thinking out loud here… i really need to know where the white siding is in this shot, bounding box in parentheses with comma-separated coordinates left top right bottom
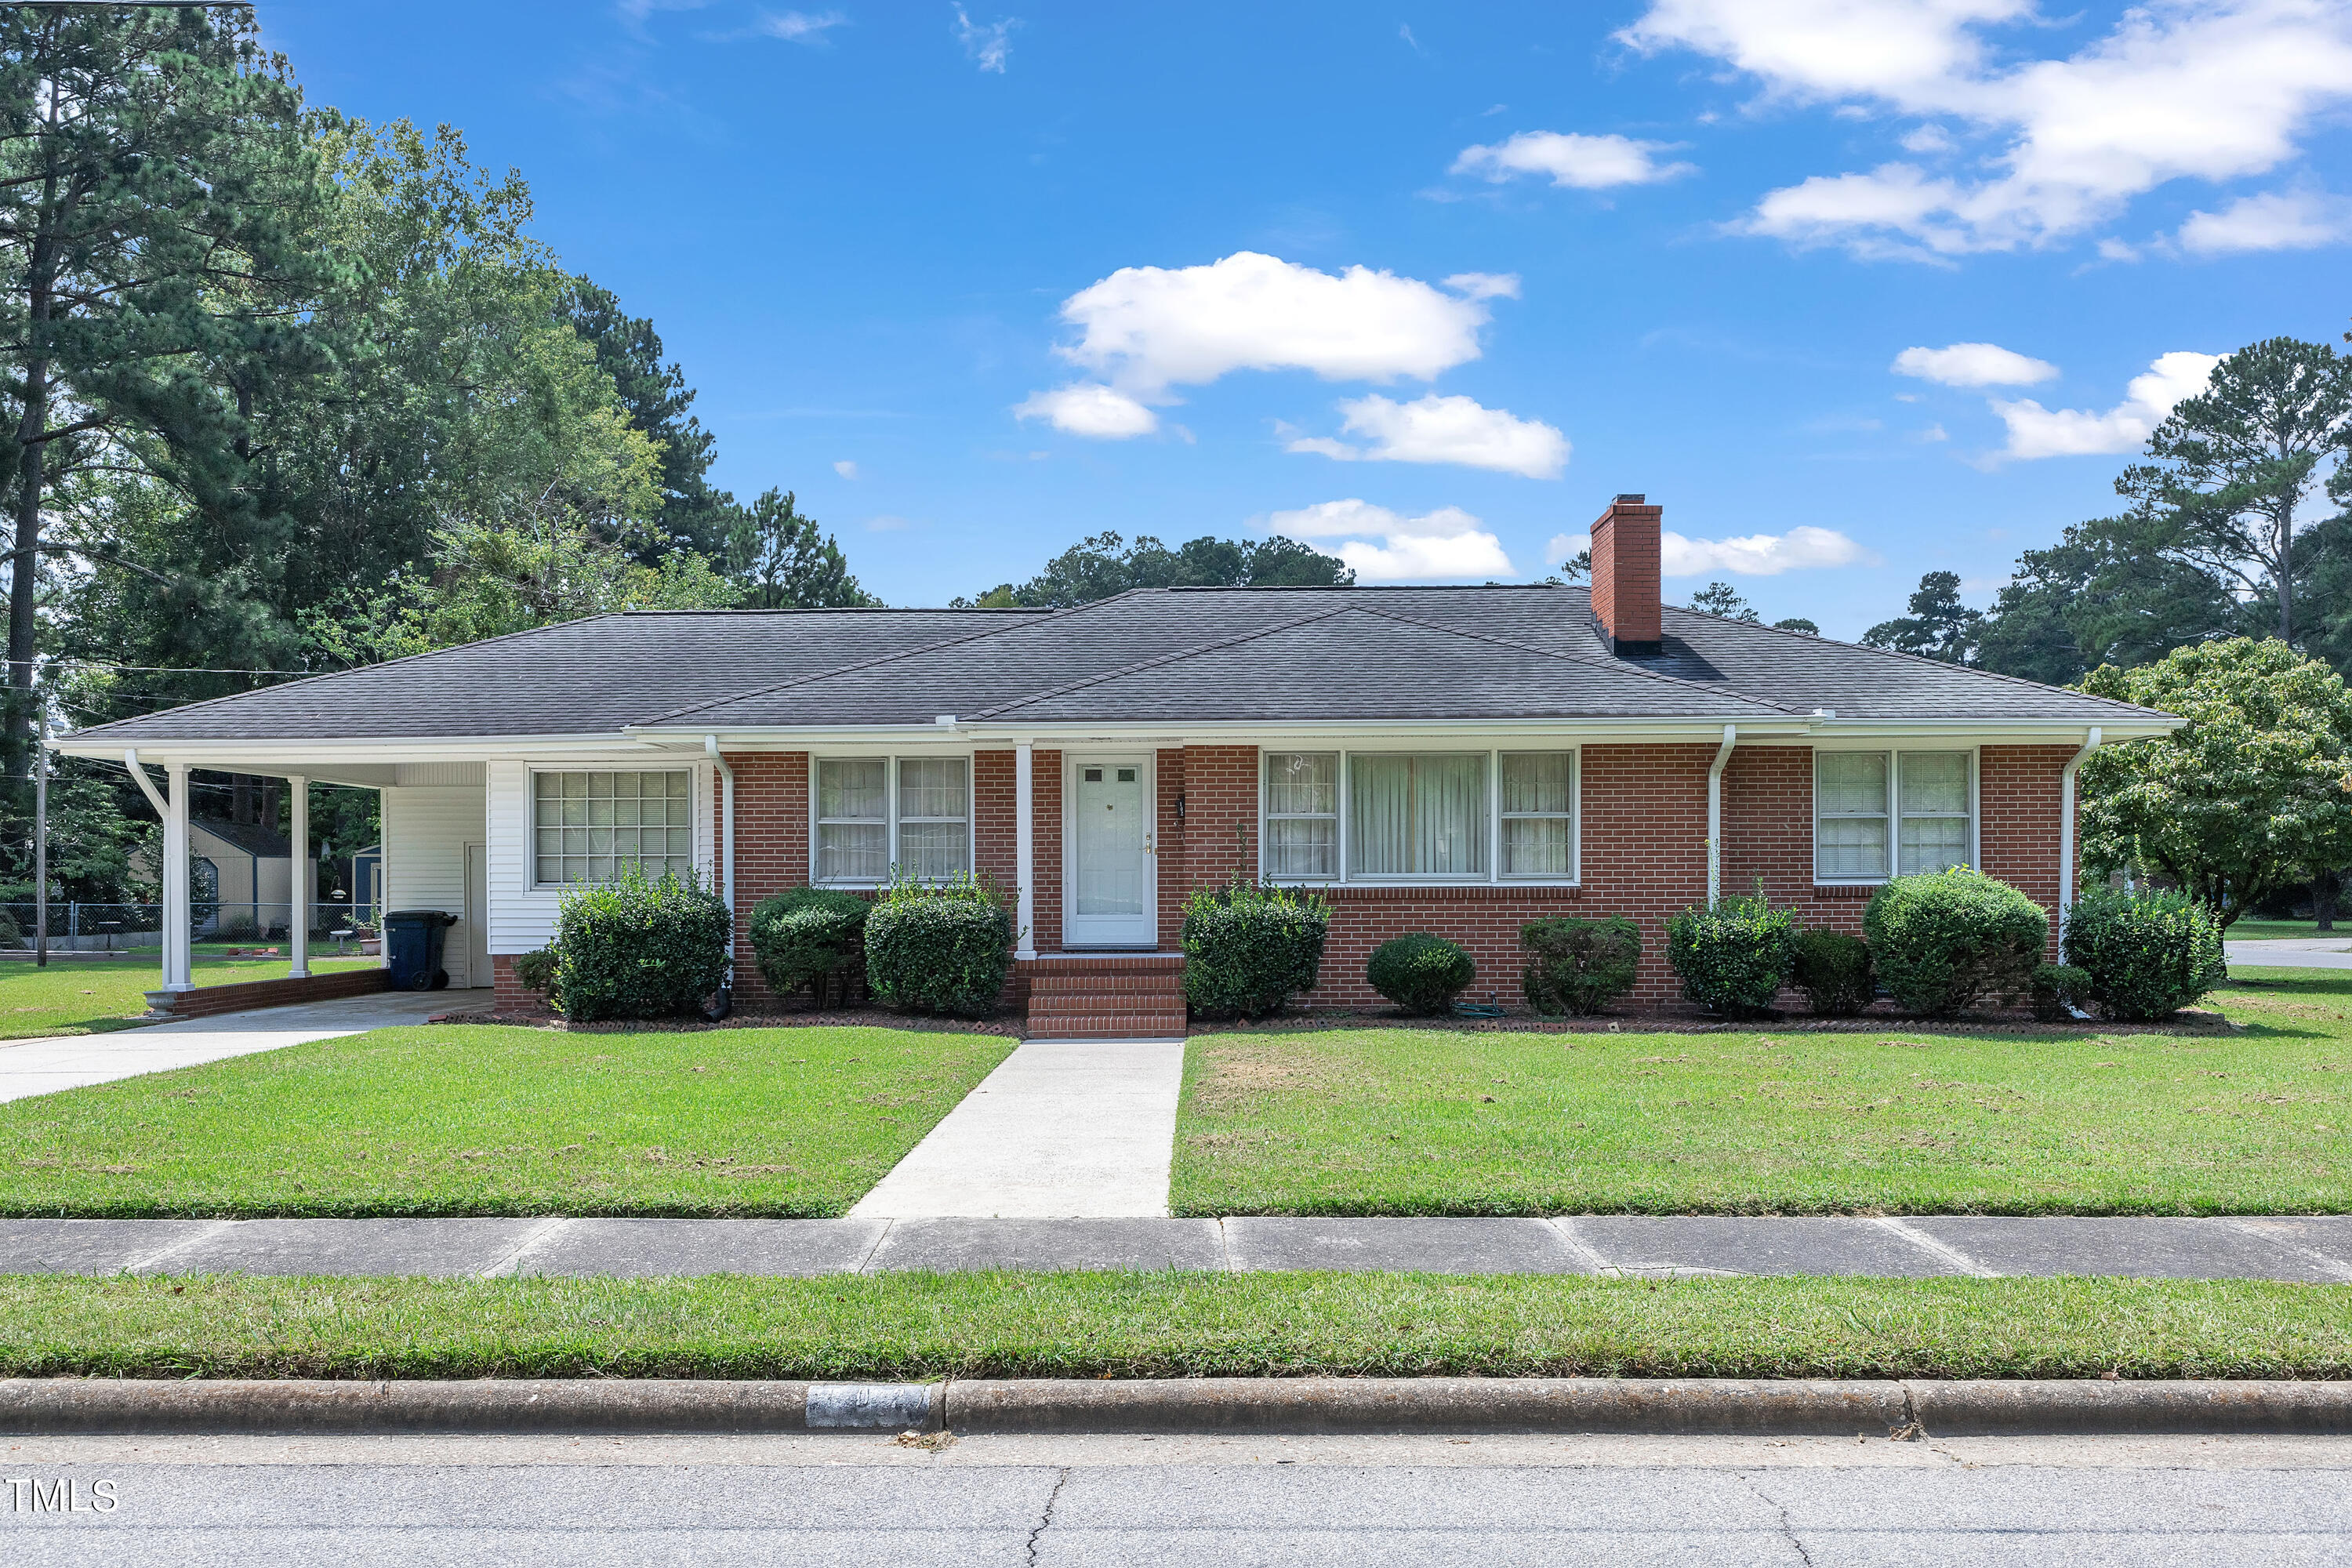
(382, 784, 487, 986)
(485, 757, 714, 956)
(394, 761, 486, 788)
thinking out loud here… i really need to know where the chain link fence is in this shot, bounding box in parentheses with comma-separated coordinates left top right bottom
(0, 901, 382, 951)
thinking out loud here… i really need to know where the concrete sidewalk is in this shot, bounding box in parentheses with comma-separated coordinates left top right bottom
(2228, 937, 2352, 970)
(849, 1038, 1188, 1218)
(0, 989, 463, 1104)
(7, 1213, 2351, 1281)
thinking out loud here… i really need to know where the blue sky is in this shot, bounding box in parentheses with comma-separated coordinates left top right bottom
(263, 1, 2352, 635)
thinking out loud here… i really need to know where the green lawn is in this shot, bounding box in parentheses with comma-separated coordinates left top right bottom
(0, 1272, 2343, 1381)
(0, 953, 381, 1040)
(1171, 969, 2352, 1218)
(2229, 920, 2346, 941)
(0, 1023, 1012, 1218)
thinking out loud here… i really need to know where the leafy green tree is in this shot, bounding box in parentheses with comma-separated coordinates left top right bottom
(1686, 582, 1759, 621)
(1972, 516, 2247, 684)
(722, 488, 879, 609)
(559, 274, 733, 562)
(1772, 616, 1820, 634)
(960, 531, 1353, 608)
(1864, 571, 1984, 662)
(0, 5, 329, 780)
(2076, 637, 2352, 927)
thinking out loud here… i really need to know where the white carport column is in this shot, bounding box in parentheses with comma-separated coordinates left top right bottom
(288, 775, 310, 978)
(162, 762, 193, 992)
(1015, 741, 1036, 960)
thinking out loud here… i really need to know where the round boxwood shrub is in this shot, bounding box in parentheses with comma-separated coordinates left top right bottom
(2060, 887, 2227, 1021)
(1519, 915, 1641, 1016)
(1367, 933, 1475, 1016)
(1181, 883, 1330, 1021)
(512, 945, 559, 1000)
(750, 887, 871, 1007)
(1666, 895, 1796, 1018)
(554, 866, 732, 1022)
(1792, 928, 1874, 1017)
(863, 872, 1014, 1018)
(2030, 962, 2092, 1023)
(1863, 868, 2048, 1017)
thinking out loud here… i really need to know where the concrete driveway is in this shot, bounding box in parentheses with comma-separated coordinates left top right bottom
(2227, 936, 2352, 970)
(0, 989, 470, 1104)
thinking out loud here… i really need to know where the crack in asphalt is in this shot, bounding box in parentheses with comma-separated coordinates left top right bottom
(1739, 1472, 1817, 1567)
(1025, 1466, 1069, 1566)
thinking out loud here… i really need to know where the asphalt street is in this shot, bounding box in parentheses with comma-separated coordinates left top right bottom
(3, 1431, 2350, 1565)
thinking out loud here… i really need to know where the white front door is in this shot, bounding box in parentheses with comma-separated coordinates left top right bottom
(1065, 756, 1155, 947)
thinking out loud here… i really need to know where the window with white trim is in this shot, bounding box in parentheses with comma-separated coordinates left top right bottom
(1813, 750, 1974, 882)
(812, 756, 971, 885)
(533, 769, 694, 886)
(1261, 750, 1578, 884)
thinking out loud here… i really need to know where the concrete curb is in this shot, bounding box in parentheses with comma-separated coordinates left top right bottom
(2, 1377, 2348, 1436)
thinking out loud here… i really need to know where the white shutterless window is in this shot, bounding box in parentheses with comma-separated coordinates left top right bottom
(1262, 752, 1339, 880)
(1813, 750, 1975, 883)
(1500, 752, 1577, 879)
(1348, 753, 1489, 879)
(532, 769, 694, 886)
(812, 756, 971, 885)
(1896, 751, 1973, 875)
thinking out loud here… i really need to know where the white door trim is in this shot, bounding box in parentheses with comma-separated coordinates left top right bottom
(462, 841, 490, 989)
(1060, 752, 1158, 949)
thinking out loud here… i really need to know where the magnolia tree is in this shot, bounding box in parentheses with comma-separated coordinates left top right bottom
(2077, 638, 2352, 927)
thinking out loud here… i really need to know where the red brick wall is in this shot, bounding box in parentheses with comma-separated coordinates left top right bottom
(717, 751, 810, 1009)
(158, 966, 389, 1020)
(1980, 744, 2073, 959)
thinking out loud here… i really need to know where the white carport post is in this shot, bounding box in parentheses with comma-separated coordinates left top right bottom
(1015, 741, 1036, 960)
(125, 750, 194, 993)
(289, 775, 310, 978)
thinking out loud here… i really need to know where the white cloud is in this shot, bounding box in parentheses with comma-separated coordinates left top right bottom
(1659, 525, 1871, 576)
(2176, 189, 2352, 254)
(1013, 383, 1159, 438)
(1621, 0, 2352, 257)
(866, 514, 912, 532)
(1450, 130, 1697, 190)
(951, 3, 1018, 71)
(759, 9, 846, 42)
(1990, 350, 2220, 459)
(833, 459, 859, 479)
(1544, 532, 1592, 567)
(1267, 499, 1515, 583)
(1900, 123, 1957, 154)
(1891, 341, 2059, 387)
(1442, 271, 1522, 300)
(1047, 252, 1498, 397)
(1285, 394, 1570, 479)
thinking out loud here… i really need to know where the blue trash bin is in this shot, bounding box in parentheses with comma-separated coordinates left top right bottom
(383, 910, 459, 991)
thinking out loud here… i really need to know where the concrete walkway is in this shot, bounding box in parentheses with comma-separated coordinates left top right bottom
(7, 1214, 2351, 1281)
(849, 1038, 1188, 1219)
(2228, 937, 2352, 970)
(0, 989, 464, 1104)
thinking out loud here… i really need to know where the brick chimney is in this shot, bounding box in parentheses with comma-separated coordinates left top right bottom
(1588, 492, 1663, 655)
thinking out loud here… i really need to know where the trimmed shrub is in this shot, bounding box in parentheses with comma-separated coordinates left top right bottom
(1367, 933, 1476, 1016)
(750, 887, 871, 1007)
(2030, 963, 2092, 1023)
(1863, 868, 2049, 1017)
(1666, 895, 1796, 1018)
(1519, 915, 1641, 1016)
(1181, 883, 1330, 1021)
(512, 946, 558, 998)
(1792, 928, 1875, 1017)
(212, 913, 261, 942)
(554, 867, 732, 1022)
(2061, 887, 2227, 1022)
(863, 872, 1014, 1018)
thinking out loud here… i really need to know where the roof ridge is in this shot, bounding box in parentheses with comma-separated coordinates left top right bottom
(1352, 603, 1803, 716)
(970, 604, 1365, 720)
(633, 586, 1177, 727)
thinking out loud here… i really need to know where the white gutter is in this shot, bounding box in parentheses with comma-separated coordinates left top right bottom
(703, 735, 737, 971)
(2058, 725, 2102, 923)
(1707, 724, 1737, 908)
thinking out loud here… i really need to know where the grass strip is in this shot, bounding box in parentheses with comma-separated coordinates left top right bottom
(1172, 971, 2352, 1217)
(0, 1025, 1014, 1218)
(0, 1272, 2346, 1382)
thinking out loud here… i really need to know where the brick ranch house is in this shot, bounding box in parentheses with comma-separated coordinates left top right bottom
(60, 495, 2177, 1035)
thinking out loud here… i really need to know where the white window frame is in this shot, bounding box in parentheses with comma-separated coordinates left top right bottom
(528, 767, 698, 890)
(808, 753, 975, 887)
(1811, 746, 1980, 885)
(1258, 746, 1581, 887)
(1261, 751, 1341, 883)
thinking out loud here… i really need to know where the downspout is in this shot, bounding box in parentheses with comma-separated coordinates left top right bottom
(703, 736, 737, 995)
(1707, 724, 1737, 909)
(2059, 726, 2102, 926)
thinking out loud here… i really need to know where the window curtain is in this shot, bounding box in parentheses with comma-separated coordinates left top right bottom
(1265, 753, 1337, 879)
(816, 758, 887, 883)
(1897, 751, 1969, 875)
(1349, 754, 1487, 877)
(1815, 752, 1889, 880)
(897, 758, 970, 880)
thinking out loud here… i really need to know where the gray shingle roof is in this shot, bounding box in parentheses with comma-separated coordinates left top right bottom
(67, 586, 2164, 743)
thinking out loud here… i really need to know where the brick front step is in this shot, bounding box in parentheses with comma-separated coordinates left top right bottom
(1018, 951, 1188, 1039)
(1028, 1012, 1189, 1040)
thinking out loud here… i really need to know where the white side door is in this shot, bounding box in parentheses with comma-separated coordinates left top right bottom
(463, 842, 491, 988)
(1064, 756, 1156, 947)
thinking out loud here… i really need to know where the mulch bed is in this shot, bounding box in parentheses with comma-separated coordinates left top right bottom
(1187, 1000, 2241, 1039)
(423, 1006, 1022, 1038)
